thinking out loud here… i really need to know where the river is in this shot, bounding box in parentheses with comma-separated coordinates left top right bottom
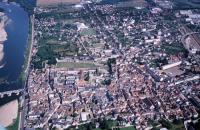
(0, 2, 29, 92)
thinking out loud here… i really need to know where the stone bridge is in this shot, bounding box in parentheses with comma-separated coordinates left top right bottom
(0, 89, 23, 98)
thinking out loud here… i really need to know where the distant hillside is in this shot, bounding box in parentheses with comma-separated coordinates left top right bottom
(37, 0, 81, 6)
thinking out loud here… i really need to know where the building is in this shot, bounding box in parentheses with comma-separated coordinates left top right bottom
(162, 61, 182, 70)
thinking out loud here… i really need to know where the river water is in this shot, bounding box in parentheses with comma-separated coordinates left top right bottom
(0, 2, 29, 92)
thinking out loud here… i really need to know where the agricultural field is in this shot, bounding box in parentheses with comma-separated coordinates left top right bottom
(37, 0, 81, 6)
(117, 0, 147, 8)
(80, 28, 96, 36)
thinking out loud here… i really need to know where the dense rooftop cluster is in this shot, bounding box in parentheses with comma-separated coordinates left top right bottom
(24, 0, 200, 130)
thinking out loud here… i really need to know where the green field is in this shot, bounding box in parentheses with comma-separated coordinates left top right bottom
(169, 123, 185, 130)
(57, 62, 97, 69)
(80, 28, 96, 36)
(161, 44, 186, 55)
(62, 19, 78, 25)
(96, 126, 136, 130)
(119, 126, 136, 130)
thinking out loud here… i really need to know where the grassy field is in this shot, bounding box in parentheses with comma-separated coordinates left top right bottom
(117, 0, 147, 8)
(46, 39, 60, 45)
(169, 123, 185, 130)
(57, 62, 96, 69)
(161, 44, 186, 55)
(95, 126, 136, 130)
(119, 126, 136, 130)
(80, 28, 96, 36)
(62, 19, 78, 25)
(37, 0, 81, 6)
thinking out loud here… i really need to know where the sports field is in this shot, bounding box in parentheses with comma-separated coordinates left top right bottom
(57, 62, 97, 69)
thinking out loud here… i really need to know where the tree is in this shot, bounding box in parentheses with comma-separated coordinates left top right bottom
(102, 78, 111, 86)
(159, 119, 172, 129)
(78, 124, 87, 130)
(84, 72, 90, 81)
(33, 44, 58, 69)
(99, 119, 116, 130)
(47, 56, 57, 65)
(107, 58, 116, 75)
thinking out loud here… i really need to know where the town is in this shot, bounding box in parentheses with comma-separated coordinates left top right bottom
(23, 0, 200, 130)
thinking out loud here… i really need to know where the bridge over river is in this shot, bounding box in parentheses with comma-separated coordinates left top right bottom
(0, 89, 23, 98)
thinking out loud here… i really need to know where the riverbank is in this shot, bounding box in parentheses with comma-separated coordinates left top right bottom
(18, 14, 34, 84)
(0, 1, 32, 130)
(0, 12, 8, 67)
(18, 14, 35, 130)
(0, 99, 18, 127)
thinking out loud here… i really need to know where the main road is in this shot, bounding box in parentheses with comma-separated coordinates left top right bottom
(18, 14, 35, 130)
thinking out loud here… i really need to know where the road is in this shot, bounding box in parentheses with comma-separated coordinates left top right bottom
(41, 105, 60, 128)
(18, 14, 35, 130)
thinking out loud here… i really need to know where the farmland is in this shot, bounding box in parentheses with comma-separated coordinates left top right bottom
(37, 0, 81, 6)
